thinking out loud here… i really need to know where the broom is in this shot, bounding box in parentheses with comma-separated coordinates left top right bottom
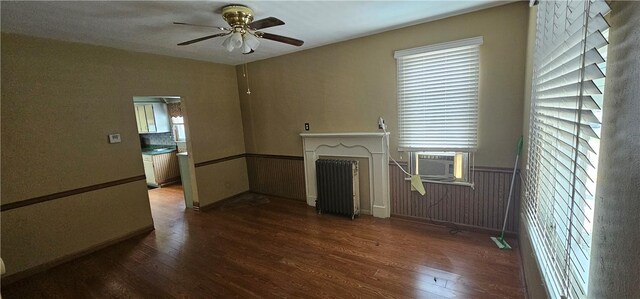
(491, 136, 523, 250)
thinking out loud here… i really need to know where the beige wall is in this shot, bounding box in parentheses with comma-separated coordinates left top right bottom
(1, 33, 248, 276)
(195, 158, 249, 208)
(520, 4, 537, 169)
(1, 181, 152, 277)
(238, 2, 529, 168)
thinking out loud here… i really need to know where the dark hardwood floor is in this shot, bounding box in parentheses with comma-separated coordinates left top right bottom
(1, 185, 526, 298)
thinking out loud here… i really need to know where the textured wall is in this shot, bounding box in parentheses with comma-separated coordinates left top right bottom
(195, 157, 250, 208)
(1, 33, 247, 277)
(237, 2, 529, 169)
(0, 182, 152, 278)
(588, 1, 640, 298)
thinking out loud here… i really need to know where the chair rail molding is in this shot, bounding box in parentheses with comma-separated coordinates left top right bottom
(300, 132, 390, 218)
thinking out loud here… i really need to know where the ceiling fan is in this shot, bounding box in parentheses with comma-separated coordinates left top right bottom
(174, 4, 304, 54)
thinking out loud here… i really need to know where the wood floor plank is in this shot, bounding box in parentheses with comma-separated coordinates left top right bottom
(1, 185, 526, 298)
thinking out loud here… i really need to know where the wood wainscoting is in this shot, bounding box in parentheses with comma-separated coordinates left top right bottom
(390, 162, 521, 234)
(245, 154, 306, 201)
(245, 154, 519, 234)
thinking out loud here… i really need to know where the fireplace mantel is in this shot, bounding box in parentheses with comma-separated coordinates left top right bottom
(300, 132, 390, 218)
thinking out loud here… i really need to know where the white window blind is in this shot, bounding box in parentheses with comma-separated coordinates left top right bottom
(524, 0, 610, 298)
(395, 37, 482, 152)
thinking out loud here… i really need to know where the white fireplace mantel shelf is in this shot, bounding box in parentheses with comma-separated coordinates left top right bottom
(300, 132, 390, 218)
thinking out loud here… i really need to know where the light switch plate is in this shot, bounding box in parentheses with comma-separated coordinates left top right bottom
(108, 133, 121, 144)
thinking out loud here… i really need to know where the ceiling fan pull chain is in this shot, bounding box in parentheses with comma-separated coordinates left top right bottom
(244, 63, 251, 95)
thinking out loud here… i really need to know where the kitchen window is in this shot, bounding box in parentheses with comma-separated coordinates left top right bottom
(394, 37, 482, 185)
(171, 116, 186, 142)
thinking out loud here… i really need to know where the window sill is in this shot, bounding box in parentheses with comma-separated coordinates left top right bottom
(403, 177, 474, 188)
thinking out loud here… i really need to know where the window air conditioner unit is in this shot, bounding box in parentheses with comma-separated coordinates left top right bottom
(416, 153, 455, 178)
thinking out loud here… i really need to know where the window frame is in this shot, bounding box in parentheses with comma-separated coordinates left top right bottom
(394, 37, 483, 186)
(522, 1, 610, 297)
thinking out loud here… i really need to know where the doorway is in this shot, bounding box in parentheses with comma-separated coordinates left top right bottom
(132, 96, 195, 210)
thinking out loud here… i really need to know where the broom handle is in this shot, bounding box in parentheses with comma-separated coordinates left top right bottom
(500, 136, 523, 238)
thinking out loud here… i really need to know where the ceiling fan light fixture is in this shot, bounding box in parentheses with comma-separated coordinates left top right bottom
(244, 33, 260, 50)
(242, 42, 252, 54)
(230, 31, 243, 49)
(222, 35, 234, 52)
(175, 4, 303, 53)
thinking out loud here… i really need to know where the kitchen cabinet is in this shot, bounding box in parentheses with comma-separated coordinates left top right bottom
(134, 103, 170, 133)
(142, 151, 180, 187)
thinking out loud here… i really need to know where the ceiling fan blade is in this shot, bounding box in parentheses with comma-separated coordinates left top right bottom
(173, 22, 228, 31)
(259, 32, 304, 47)
(177, 33, 230, 46)
(248, 17, 285, 30)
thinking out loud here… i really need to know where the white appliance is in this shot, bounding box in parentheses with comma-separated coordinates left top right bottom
(415, 152, 455, 178)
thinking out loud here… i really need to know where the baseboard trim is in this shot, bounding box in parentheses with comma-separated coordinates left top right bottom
(157, 177, 181, 188)
(0, 224, 155, 286)
(195, 190, 252, 212)
(391, 214, 517, 238)
(1, 175, 146, 212)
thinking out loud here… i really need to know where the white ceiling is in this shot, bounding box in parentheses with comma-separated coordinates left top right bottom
(1, 1, 507, 65)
